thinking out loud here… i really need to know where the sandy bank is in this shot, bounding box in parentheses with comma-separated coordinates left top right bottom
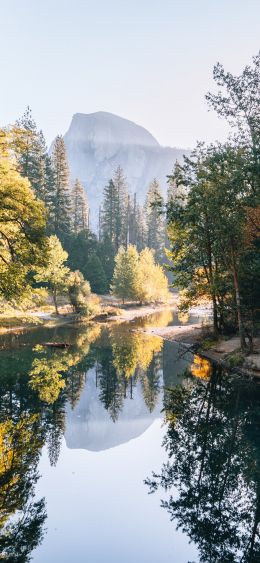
(143, 323, 204, 344)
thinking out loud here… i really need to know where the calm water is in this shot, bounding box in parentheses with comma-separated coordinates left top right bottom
(0, 310, 259, 562)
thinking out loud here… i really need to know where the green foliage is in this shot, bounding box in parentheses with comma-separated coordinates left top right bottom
(83, 254, 107, 294)
(66, 229, 109, 293)
(12, 107, 55, 210)
(51, 135, 71, 241)
(71, 178, 89, 233)
(144, 178, 165, 262)
(166, 53, 260, 349)
(225, 353, 244, 368)
(100, 166, 128, 251)
(111, 245, 140, 303)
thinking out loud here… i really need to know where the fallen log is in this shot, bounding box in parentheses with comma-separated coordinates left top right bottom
(42, 342, 70, 349)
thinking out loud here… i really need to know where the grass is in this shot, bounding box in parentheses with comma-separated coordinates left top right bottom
(0, 313, 43, 333)
(225, 353, 244, 368)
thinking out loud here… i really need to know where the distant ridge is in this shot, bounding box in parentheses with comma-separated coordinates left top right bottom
(56, 112, 188, 228)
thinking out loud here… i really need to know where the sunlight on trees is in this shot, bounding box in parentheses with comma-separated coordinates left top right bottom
(111, 245, 170, 304)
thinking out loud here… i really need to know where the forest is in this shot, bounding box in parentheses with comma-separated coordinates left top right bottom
(0, 52, 259, 352)
(0, 108, 169, 317)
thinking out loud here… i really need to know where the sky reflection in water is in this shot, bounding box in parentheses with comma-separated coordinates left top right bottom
(0, 310, 259, 562)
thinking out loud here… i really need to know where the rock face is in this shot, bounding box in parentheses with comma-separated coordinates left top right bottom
(64, 367, 163, 452)
(61, 111, 187, 228)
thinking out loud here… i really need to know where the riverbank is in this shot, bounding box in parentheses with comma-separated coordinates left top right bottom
(0, 294, 180, 334)
(0, 310, 78, 334)
(143, 322, 260, 378)
(0, 298, 178, 334)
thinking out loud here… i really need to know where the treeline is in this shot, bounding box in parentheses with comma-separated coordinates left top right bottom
(166, 52, 260, 350)
(0, 107, 169, 308)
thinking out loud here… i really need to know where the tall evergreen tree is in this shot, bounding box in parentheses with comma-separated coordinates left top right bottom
(113, 165, 129, 249)
(12, 108, 55, 213)
(135, 203, 147, 251)
(144, 179, 165, 262)
(51, 135, 72, 240)
(71, 178, 89, 233)
(101, 167, 129, 251)
(128, 193, 138, 246)
(101, 178, 117, 245)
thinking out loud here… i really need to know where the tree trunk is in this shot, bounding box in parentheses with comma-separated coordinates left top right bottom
(204, 216, 219, 336)
(212, 295, 219, 336)
(231, 248, 246, 350)
(53, 288, 59, 315)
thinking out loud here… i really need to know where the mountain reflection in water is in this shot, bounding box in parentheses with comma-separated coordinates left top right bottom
(0, 310, 259, 562)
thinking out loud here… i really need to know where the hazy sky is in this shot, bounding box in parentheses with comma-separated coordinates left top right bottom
(1, 0, 259, 148)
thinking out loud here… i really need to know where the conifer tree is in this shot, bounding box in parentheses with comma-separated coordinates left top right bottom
(12, 108, 56, 210)
(128, 193, 138, 246)
(135, 203, 147, 251)
(101, 179, 117, 244)
(51, 135, 72, 241)
(71, 178, 89, 233)
(144, 179, 165, 262)
(84, 254, 107, 294)
(113, 165, 129, 250)
(111, 245, 140, 303)
(101, 167, 129, 251)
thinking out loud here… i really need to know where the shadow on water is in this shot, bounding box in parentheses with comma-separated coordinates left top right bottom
(145, 359, 260, 563)
(0, 311, 259, 561)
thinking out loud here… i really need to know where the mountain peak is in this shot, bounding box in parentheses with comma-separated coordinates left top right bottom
(60, 111, 187, 229)
(67, 111, 160, 147)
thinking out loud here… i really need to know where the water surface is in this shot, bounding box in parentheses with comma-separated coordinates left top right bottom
(0, 311, 259, 562)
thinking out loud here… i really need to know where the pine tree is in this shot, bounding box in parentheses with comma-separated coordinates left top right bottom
(111, 245, 140, 303)
(84, 254, 107, 294)
(144, 179, 165, 262)
(167, 160, 186, 208)
(113, 165, 129, 250)
(135, 203, 147, 251)
(13, 108, 56, 212)
(101, 179, 117, 244)
(71, 178, 89, 233)
(101, 167, 129, 251)
(51, 135, 72, 241)
(128, 193, 137, 246)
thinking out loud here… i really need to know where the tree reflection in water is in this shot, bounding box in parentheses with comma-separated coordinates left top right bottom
(0, 325, 100, 561)
(145, 363, 260, 562)
(0, 321, 166, 560)
(94, 324, 163, 420)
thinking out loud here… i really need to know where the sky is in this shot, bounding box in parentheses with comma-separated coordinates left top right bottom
(0, 0, 259, 148)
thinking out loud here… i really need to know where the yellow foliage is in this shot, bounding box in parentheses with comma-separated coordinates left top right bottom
(110, 324, 162, 378)
(0, 414, 42, 527)
(191, 355, 212, 380)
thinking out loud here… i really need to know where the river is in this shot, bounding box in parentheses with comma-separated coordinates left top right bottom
(0, 310, 259, 562)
